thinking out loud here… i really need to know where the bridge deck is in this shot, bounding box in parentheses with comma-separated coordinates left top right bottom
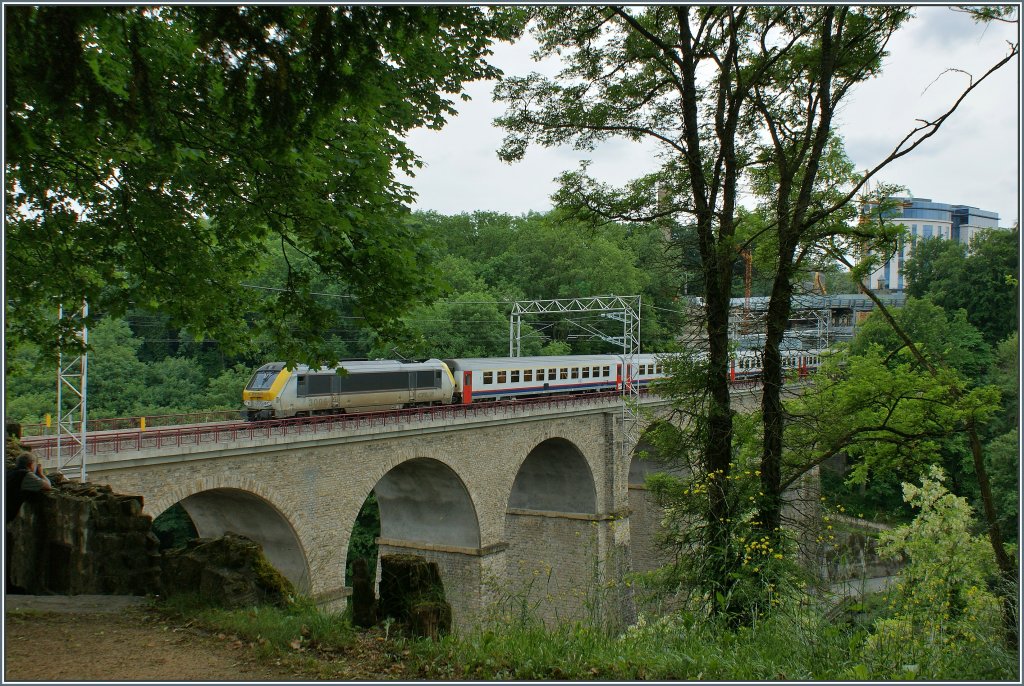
(26, 391, 679, 470)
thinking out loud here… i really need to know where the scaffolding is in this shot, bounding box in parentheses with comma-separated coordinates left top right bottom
(730, 295, 834, 352)
(508, 295, 642, 462)
(56, 302, 89, 481)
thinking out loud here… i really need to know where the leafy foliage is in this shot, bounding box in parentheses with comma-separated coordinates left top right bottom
(859, 467, 1011, 679)
(903, 227, 1020, 345)
(5, 5, 524, 366)
(346, 493, 381, 580)
(152, 503, 199, 550)
(4, 317, 252, 423)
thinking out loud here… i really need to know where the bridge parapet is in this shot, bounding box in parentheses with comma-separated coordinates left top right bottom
(27, 392, 671, 471)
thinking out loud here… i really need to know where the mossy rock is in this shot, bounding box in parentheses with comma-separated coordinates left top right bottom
(160, 532, 294, 608)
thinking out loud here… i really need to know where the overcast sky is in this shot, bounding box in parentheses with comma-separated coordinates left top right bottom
(402, 6, 1020, 226)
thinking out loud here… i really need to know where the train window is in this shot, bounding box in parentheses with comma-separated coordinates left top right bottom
(548, 369, 557, 381)
(246, 369, 279, 391)
(308, 374, 332, 395)
(483, 371, 493, 385)
(511, 370, 520, 383)
(560, 368, 568, 380)
(536, 369, 545, 381)
(523, 370, 533, 382)
(582, 367, 590, 379)
(334, 371, 410, 393)
(497, 370, 507, 384)
(297, 375, 307, 395)
(591, 366, 599, 377)
(416, 370, 440, 388)
(603, 366, 610, 376)
(570, 367, 579, 379)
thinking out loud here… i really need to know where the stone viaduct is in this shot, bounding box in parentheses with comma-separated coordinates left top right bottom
(41, 389, 769, 629)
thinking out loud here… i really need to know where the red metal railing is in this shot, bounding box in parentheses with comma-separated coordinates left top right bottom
(21, 391, 634, 460)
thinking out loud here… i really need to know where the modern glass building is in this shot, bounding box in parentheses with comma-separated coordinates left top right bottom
(867, 197, 1002, 291)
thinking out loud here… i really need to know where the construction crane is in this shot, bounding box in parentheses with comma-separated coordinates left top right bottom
(813, 271, 827, 295)
(740, 248, 752, 313)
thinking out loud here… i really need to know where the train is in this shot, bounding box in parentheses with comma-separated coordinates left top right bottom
(242, 349, 824, 421)
(729, 348, 824, 381)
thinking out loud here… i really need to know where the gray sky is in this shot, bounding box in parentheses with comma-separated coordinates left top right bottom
(402, 6, 1020, 226)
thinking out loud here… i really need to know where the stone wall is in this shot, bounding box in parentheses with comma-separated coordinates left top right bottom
(7, 481, 162, 595)
(627, 485, 673, 574)
(504, 511, 605, 626)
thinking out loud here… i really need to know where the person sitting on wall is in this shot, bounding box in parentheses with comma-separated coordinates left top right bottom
(6, 452, 52, 523)
(6, 452, 52, 593)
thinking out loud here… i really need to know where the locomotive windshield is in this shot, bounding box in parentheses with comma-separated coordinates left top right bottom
(246, 365, 283, 391)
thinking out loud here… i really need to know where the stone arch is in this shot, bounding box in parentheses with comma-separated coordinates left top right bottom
(147, 477, 311, 593)
(373, 457, 481, 549)
(508, 437, 596, 514)
(629, 420, 688, 486)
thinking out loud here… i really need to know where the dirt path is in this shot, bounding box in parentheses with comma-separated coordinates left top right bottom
(3, 596, 413, 682)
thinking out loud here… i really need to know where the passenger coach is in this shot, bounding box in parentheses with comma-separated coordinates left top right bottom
(444, 354, 666, 403)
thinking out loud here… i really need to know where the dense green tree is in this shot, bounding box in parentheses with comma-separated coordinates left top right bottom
(201, 365, 254, 413)
(5, 5, 523, 365)
(4, 316, 255, 424)
(972, 430, 1020, 544)
(486, 214, 648, 300)
(786, 348, 1000, 496)
(143, 356, 208, 414)
(902, 236, 967, 299)
(903, 228, 1019, 345)
(371, 292, 519, 360)
(851, 297, 993, 381)
(818, 263, 1018, 642)
(85, 319, 150, 417)
(986, 332, 1019, 436)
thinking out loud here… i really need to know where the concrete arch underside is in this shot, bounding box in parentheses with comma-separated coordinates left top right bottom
(176, 487, 311, 594)
(373, 457, 481, 549)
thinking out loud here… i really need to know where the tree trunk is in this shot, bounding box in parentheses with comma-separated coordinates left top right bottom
(759, 258, 796, 537)
(704, 274, 736, 616)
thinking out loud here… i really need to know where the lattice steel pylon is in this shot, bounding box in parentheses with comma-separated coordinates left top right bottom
(509, 295, 642, 462)
(56, 302, 89, 481)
